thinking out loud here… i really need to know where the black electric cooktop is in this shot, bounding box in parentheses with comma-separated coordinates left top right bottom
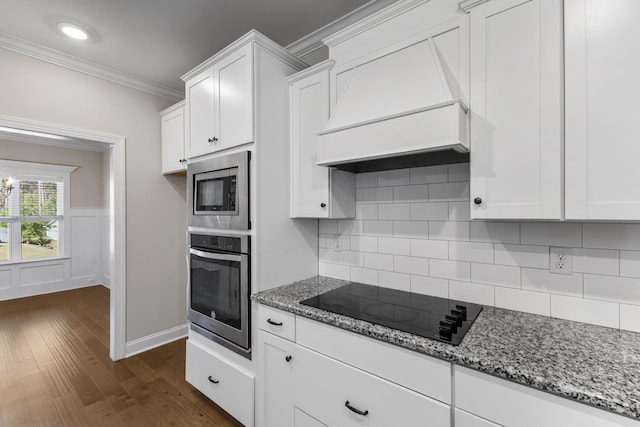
(300, 282, 483, 345)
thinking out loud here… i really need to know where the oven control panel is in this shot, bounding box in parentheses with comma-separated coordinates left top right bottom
(191, 233, 243, 253)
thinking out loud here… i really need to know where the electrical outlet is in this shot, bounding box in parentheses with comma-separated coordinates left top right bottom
(550, 247, 572, 275)
(334, 237, 343, 252)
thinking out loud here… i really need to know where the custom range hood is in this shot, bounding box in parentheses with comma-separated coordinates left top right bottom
(317, 37, 469, 173)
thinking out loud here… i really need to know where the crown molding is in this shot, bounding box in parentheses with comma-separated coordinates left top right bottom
(458, 0, 490, 12)
(0, 32, 184, 101)
(287, 59, 336, 83)
(285, 0, 399, 57)
(181, 29, 308, 81)
(322, 0, 429, 47)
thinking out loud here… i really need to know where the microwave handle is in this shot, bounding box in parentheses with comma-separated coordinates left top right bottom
(189, 248, 242, 262)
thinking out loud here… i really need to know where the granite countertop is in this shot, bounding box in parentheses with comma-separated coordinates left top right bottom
(252, 276, 640, 421)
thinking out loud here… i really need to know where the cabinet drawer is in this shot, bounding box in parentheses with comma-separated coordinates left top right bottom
(258, 305, 296, 341)
(296, 316, 451, 403)
(185, 340, 254, 427)
(294, 345, 450, 427)
(294, 408, 327, 427)
(455, 366, 637, 427)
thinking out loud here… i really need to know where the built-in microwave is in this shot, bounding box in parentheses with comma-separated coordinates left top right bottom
(188, 151, 250, 230)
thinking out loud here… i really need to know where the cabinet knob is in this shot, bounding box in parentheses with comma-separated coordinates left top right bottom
(207, 137, 219, 143)
(473, 197, 483, 205)
(320, 203, 327, 208)
(285, 355, 292, 362)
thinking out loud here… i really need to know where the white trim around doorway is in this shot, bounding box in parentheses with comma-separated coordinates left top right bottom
(0, 114, 127, 361)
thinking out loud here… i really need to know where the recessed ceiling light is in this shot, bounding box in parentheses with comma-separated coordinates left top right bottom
(58, 23, 90, 41)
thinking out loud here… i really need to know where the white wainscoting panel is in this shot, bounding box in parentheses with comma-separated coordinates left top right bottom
(0, 269, 10, 289)
(20, 262, 65, 286)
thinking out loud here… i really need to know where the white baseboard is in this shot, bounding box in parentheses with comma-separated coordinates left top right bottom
(125, 323, 189, 358)
(102, 274, 111, 288)
(0, 278, 100, 301)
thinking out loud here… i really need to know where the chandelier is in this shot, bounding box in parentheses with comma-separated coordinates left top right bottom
(0, 178, 13, 201)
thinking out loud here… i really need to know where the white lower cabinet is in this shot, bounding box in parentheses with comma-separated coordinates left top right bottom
(455, 366, 638, 427)
(293, 344, 450, 427)
(185, 339, 255, 427)
(258, 333, 296, 427)
(294, 408, 327, 427)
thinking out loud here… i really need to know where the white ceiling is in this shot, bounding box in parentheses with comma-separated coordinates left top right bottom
(0, 0, 395, 100)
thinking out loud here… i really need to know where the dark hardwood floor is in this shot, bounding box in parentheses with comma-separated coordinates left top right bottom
(0, 286, 243, 427)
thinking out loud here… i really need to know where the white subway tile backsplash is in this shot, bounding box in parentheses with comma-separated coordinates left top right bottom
(411, 239, 449, 259)
(337, 251, 363, 267)
(620, 251, 640, 278)
(363, 220, 394, 236)
(429, 259, 471, 281)
(356, 204, 378, 220)
(350, 236, 378, 253)
(363, 187, 394, 204)
(429, 221, 470, 241)
(364, 253, 394, 271)
(356, 172, 377, 188)
(449, 241, 494, 264)
(319, 248, 338, 263)
(448, 201, 471, 221)
(379, 271, 411, 291)
(319, 219, 338, 234)
(325, 263, 351, 281)
(495, 288, 550, 316)
(449, 280, 495, 306)
(429, 182, 470, 202)
(495, 244, 549, 269)
(378, 203, 411, 220)
(338, 219, 363, 236)
(471, 263, 521, 289)
(320, 167, 640, 331)
(411, 276, 449, 298)
(522, 268, 583, 297)
(573, 249, 619, 275)
(550, 295, 619, 329)
(378, 169, 410, 187)
(620, 304, 640, 333)
(394, 255, 429, 276)
(470, 222, 520, 244)
(378, 237, 411, 256)
(521, 223, 582, 247)
(584, 274, 640, 305)
(394, 221, 429, 239)
(448, 163, 470, 182)
(394, 184, 429, 202)
(583, 224, 640, 250)
(410, 165, 448, 184)
(411, 202, 449, 221)
(350, 267, 378, 285)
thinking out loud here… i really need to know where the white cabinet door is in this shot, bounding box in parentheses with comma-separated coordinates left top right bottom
(258, 332, 296, 427)
(161, 101, 185, 174)
(468, 0, 563, 220)
(565, 0, 640, 220)
(289, 63, 355, 219)
(215, 43, 254, 151)
(185, 70, 216, 158)
(293, 344, 450, 427)
(185, 44, 254, 159)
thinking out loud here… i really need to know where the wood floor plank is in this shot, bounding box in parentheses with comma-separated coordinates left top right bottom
(0, 286, 245, 427)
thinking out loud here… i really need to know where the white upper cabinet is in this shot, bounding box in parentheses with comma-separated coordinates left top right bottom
(160, 101, 186, 174)
(466, 0, 563, 220)
(565, 0, 640, 220)
(289, 61, 355, 219)
(185, 43, 254, 158)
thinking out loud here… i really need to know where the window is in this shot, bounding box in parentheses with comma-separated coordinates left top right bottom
(0, 160, 75, 263)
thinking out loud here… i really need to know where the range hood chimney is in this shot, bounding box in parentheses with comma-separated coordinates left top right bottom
(317, 36, 469, 172)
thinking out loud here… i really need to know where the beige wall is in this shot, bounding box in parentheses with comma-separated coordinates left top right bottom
(0, 47, 187, 343)
(0, 139, 105, 208)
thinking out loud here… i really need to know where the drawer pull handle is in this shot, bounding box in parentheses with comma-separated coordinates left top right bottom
(345, 401, 368, 416)
(207, 376, 219, 384)
(267, 318, 283, 326)
(285, 355, 292, 362)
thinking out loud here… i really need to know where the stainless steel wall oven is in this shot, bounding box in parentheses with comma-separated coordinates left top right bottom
(188, 151, 250, 230)
(188, 231, 251, 358)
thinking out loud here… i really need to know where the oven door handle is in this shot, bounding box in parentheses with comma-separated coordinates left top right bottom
(189, 248, 242, 262)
